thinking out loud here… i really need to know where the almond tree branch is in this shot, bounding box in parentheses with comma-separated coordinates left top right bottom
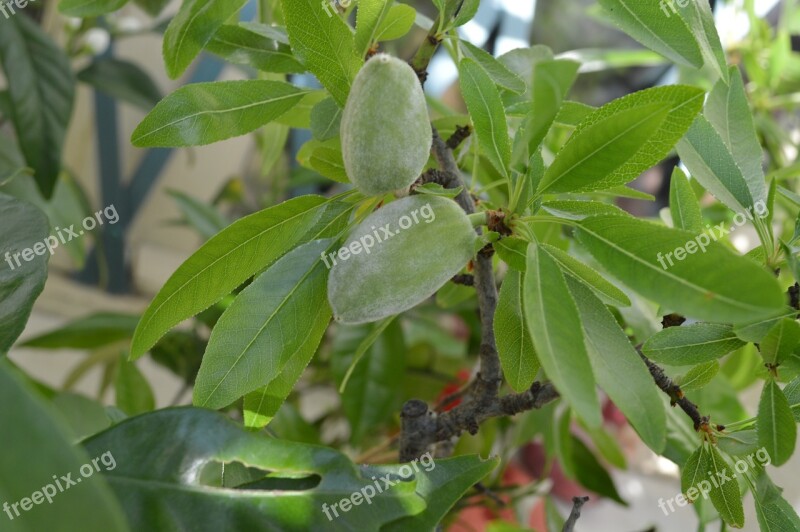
(562, 496, 589, 532)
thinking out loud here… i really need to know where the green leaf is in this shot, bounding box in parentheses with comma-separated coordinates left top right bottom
(355, 0, 393, 56)
(459, 40, 525, 94)
(375, 4, 417, 41)
(540, 86, 704, 194)
(570, 436, 626, 505)
(495, 269, 539, 392)
(168, 189, 229, 241)
(310, 97, 342, 141)
(451, 0, 480, 27)
(717, 430, 759, 456)
(459, 58, 511, 178)
(523, 244, 601, 427)
(541, 200, 630, 221)
(785, 376, 800, 422)
(0, 134, 28, 186)
(643, 323, 746, 366)
(382, 454, 498, 531)
(706, 445, 745, 528)
(677, 115, 760, 213)
(542, 243, 630, 307)
(21, 313, 140, 350)
(704, 67, 766, 207)
(0, 361, 129, 531)
(206, 24, 305, 74)
(539, 103, 668, 194)
(0, 194, 49, 353)
(332, 321, 405, 443)
(130, 196, 346, 360)
(131, 80, 308, 147)
(59, 0, 129, 17)
(733, 308, 798, 343)
(0, 15, 74, 198)
(194, 240, 332, 409)
(760, 318, 800, 366)
(566, 277, 666, 452)
(757, 379, 797, 467)
(677, 360, 719, 391)
(282, 0, 363, 106)
(162, 0, 248, 79)
(575, 215, 785, 323)
(681, 446, 707, 501)
(133, 0, 169, 16)
(115, 359, 155, 416)
(669, 167, 703, 232)
(83, 407, 499, 530)
(598, 0, 704, 70)
(310, 146, 349, 183)
(752, 471, 800, 531)
(519, 59, 579, 157)
(77, 58, 162, 112)
(676, 0, 728, 81)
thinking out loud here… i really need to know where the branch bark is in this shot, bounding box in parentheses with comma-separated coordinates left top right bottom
(562, 496, 589, 532)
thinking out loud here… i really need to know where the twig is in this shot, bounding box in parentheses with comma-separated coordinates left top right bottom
(451, 274, 474, 286)
(638, 348, 708, 431)
(563, 496, 589, 532)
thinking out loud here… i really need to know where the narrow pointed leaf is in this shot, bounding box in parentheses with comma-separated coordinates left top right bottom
(355, 0, 393, 56)
(495, 270, 539, 392)
(206, 24, 305, 74)
(162, 0, 248, 79)
(677, 115, 756, 213)
(706, 445, 745, 528)
(669, 167, 703, 232)
(132, 80, 308, 147)
(757, 379, 797, 467)
(677, 360, 719, 391)
(194, 240, 332, 409)
(0, 194, 49, 352)
(681, 446, 707, 501)
(704, 67, 766, 207)
(0, 15, 74, 198)
(541, 243, 630, 307)
(575, 215, 785, 323)
(541, 86, 704, 194)
(643, 323, 745, 366)
(59, 0, 130, 17)
(598, 0, 704, 69)
(566, 277, 665, 452)
(459, 58, 511, 178)
(282, 0, 363, 106)
(523, 244, 601, 427)
(131, 197, 348, 360)
(760, 318, 800, 366)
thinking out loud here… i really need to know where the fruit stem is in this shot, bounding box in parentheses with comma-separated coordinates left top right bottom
(468, 212, 487, 228)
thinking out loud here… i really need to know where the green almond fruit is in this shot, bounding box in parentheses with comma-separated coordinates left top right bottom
(341, 54, 432, 196)
(327, 195, 477, 323)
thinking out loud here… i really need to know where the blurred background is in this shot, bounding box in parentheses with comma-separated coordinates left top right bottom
(4, 0, 798, 530)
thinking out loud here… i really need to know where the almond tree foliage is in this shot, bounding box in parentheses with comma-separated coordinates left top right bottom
(2, 0, 800, 530)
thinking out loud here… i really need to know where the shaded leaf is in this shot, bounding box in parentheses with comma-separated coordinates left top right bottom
(669, 167, 703, 232)
(757, 379, 797, 467)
